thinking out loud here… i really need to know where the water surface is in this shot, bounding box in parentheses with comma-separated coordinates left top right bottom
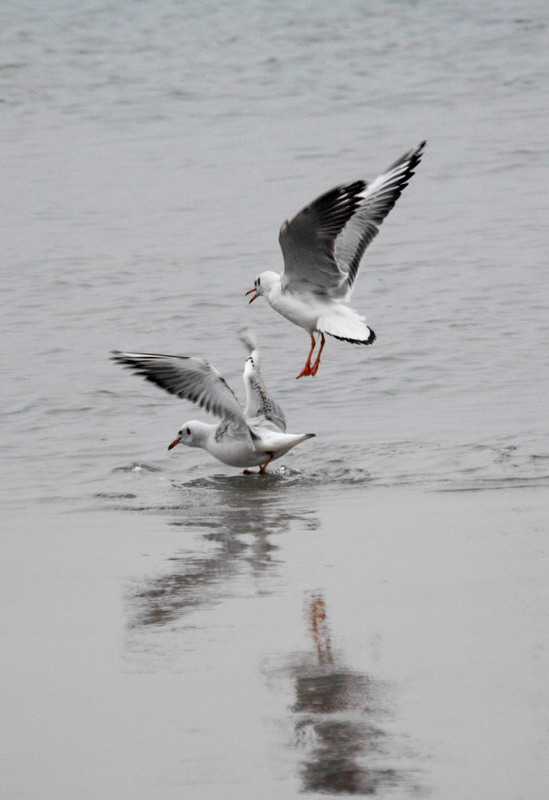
(1, 1, 548, 797)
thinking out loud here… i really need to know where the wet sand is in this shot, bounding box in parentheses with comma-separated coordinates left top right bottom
(2, 486, 547, 799)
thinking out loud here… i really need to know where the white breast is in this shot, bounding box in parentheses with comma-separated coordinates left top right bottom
(266, 283, 328, 333)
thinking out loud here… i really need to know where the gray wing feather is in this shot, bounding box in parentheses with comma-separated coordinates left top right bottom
(338, 141, 426, 294)
(238, 329, 287, 432)
(278, 180, 366, 294)
(279, 141, 426, 298)
(111, 351, 246, 426)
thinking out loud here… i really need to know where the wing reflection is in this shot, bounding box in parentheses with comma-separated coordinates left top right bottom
(286, 593, 411, 795)
(126, 475, 318, 629)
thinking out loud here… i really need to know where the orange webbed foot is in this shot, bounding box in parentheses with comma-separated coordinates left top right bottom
(296, 363, 313, 379)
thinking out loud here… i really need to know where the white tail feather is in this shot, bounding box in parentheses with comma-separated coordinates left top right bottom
(317, 307, 376, 344)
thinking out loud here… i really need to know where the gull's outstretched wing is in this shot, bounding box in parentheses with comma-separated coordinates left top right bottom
(111, 351, 247, 427)
(278, 141, 426, 298)
(238, 329, 287, 432)
(337, 141, 426, 296)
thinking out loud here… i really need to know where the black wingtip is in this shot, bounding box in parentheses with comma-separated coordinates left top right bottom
(416, 140, 427, 160)
(111, 351, 135, 368)
(408, 141, 426, 170)
(325, 328, 376, 345)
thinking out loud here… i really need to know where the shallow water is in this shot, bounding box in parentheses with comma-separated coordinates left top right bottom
(1, 0, 548, 797)
(3, 490, 548, 799)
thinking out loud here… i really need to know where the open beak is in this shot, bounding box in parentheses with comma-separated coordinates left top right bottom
(168, 437, 181, 451)
(246, 288, 258, 304)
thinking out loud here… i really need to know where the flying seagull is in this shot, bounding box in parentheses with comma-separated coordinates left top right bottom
(247, 141, 426, 377)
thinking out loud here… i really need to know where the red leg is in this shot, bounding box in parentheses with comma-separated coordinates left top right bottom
(259, 452, 275, 474)
(296, 334, 316, 379)
(244, 452, 274, 475)
(309, 332, 325, 376)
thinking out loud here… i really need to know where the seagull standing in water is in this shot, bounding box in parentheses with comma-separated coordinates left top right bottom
(111, 330, 315, 473)
(247, 142, 426, 378)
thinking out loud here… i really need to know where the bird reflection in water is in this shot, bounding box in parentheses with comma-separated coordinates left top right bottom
(288, 593, 411, 795)
(126, 475, 318, 630)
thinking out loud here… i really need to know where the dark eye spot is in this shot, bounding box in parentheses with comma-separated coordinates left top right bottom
(186, 427, 191, 435)
(257, 277, 261, 287)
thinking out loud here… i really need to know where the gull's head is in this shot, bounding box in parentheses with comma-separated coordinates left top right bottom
(246, 271, 279, 303)
(168, 421, 205, 451)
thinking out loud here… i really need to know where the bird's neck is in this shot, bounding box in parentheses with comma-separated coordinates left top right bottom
(264, 276, 283, 303)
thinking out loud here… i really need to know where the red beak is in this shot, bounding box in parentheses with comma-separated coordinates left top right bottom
(168, 437, 181, 451)
(246, 288, 258, 304)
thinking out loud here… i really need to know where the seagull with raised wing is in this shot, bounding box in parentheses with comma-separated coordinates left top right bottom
(247, 141, 426, 377)
(111, 330, 315, 473)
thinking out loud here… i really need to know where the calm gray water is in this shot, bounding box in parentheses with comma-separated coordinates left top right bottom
(1, 1, 548, 797)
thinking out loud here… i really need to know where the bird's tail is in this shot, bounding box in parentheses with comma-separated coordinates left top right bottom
(284, 432, 317, 455)
(317, 307, 376, 345)
(260, 431, 316, 455)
